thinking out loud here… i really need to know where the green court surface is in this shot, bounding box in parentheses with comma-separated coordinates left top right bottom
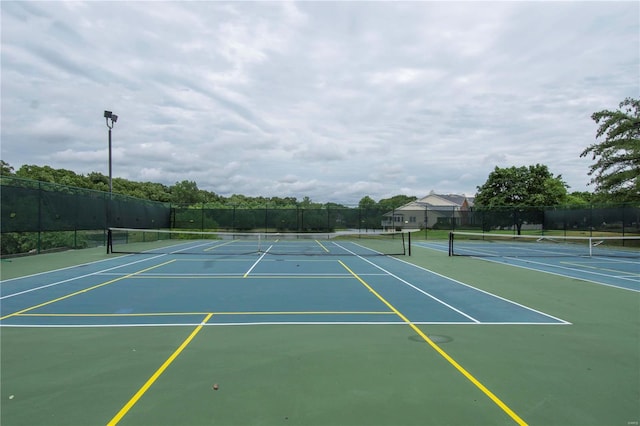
(1, 240, 638, 426)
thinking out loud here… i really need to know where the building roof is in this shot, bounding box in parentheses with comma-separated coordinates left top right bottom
(390, 193, 474, 212)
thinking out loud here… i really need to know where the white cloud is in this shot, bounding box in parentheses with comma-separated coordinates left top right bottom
(1, 1, 638, 204)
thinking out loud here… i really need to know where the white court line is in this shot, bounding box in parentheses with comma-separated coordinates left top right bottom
(0, 242, 572, 327)
(243, 246, 270, 277)
(1, 255, 122, 284)
(335, 243, 481, 323)
(482, 257, 640, 292)
(0, 320, 570, 328)
(349, 242, 571, 325)
(415, 241, 639, 291)
(0, 254, 168, 300)
(0, 239, 255, 298)
(94, 273, 391, 280)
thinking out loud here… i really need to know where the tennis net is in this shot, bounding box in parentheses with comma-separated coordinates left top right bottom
(448, 231, 640, 258)
(107, 228, 408, 256)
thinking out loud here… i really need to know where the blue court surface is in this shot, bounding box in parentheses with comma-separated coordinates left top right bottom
(1, 250, 569, 327)
(2, 241, 639, 426)
(415, 240, 640, 292)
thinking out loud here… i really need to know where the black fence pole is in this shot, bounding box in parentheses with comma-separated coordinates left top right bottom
(37, 181, 42, 254)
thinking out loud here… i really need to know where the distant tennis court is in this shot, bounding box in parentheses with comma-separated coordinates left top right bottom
(447, 231, 640, 258)
(1, 231, 638, 425)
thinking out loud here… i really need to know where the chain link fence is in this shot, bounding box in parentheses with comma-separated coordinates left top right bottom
(384, 205, 639, 236)
(2, 176, 637, 255)
(1, 177, 170, 255)
(170, 205, 389, 232)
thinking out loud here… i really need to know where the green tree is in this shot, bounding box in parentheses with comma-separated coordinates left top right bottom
(15, 165, 92, 189)
(581, 97, 640, 202)
(357, 196, 383, 230)
(475, 164, 568, 233)
(15, 164, 57, 182)
(170, 180, 202, 204)
(87, 172, 109, 190)
(358, 195, 377, 209)
(325, 202, 348, 209)
(566, 191, 593, 206)
(299, 196, 321, 208)
(377, 195, 417, 212)
(475, 164, 567, 207)
(198, 190, 217, 205)
(1, 160, 14, 176)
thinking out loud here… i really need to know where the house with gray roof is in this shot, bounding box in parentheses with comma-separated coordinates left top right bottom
(382, 192, 475, 230)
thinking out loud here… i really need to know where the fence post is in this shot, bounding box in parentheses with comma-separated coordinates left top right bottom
(424, 207, 428, 239)
(451, 206, 456, 231)
(200, 202, 205, 231)
(232, 205, 236, 231)
(37, 180, 42, 254)
(327, 207, 330, 232)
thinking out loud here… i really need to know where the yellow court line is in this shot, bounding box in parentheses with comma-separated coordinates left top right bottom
(127, 275, 353, 279)
(315, 240, 330, 252)
(203, 239, 238, 252)
(338, 260, 528, 426)
(19, 310, 395, 317)
(107, 313, 213, 425)
(20, 312, 207, 317)
(0, 260, 177, 321)
(212, 310, 395, 315)
(175, 258, 336, 262)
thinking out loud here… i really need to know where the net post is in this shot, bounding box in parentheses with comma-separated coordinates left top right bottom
(107, 228, 112, 254)
(448, 231, 454, 256)
(407, 231, 411, 256)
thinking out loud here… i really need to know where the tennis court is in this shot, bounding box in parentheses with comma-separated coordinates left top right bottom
(418, 231, 640, 292)
(1, 231, 638, 425)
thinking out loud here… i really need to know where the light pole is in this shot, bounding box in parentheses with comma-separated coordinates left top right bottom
(104, 110, 118, 194)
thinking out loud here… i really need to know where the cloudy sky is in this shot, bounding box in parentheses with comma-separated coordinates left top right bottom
(1, 1, 638, 204)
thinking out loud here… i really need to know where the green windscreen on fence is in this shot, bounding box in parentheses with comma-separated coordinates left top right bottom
(170, 206, 390, 232)
(2, 176, 638, 256)
(0, 177, 171, 255)
(1, 177, 170, 233)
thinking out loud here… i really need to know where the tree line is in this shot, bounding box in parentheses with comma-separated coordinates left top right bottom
(1, 97, 637, 210)
(0, 161, 417, 211)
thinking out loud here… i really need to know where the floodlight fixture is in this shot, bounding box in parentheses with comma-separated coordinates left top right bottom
(104, 110, 118, 196)
(104, 110, 117, 129)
